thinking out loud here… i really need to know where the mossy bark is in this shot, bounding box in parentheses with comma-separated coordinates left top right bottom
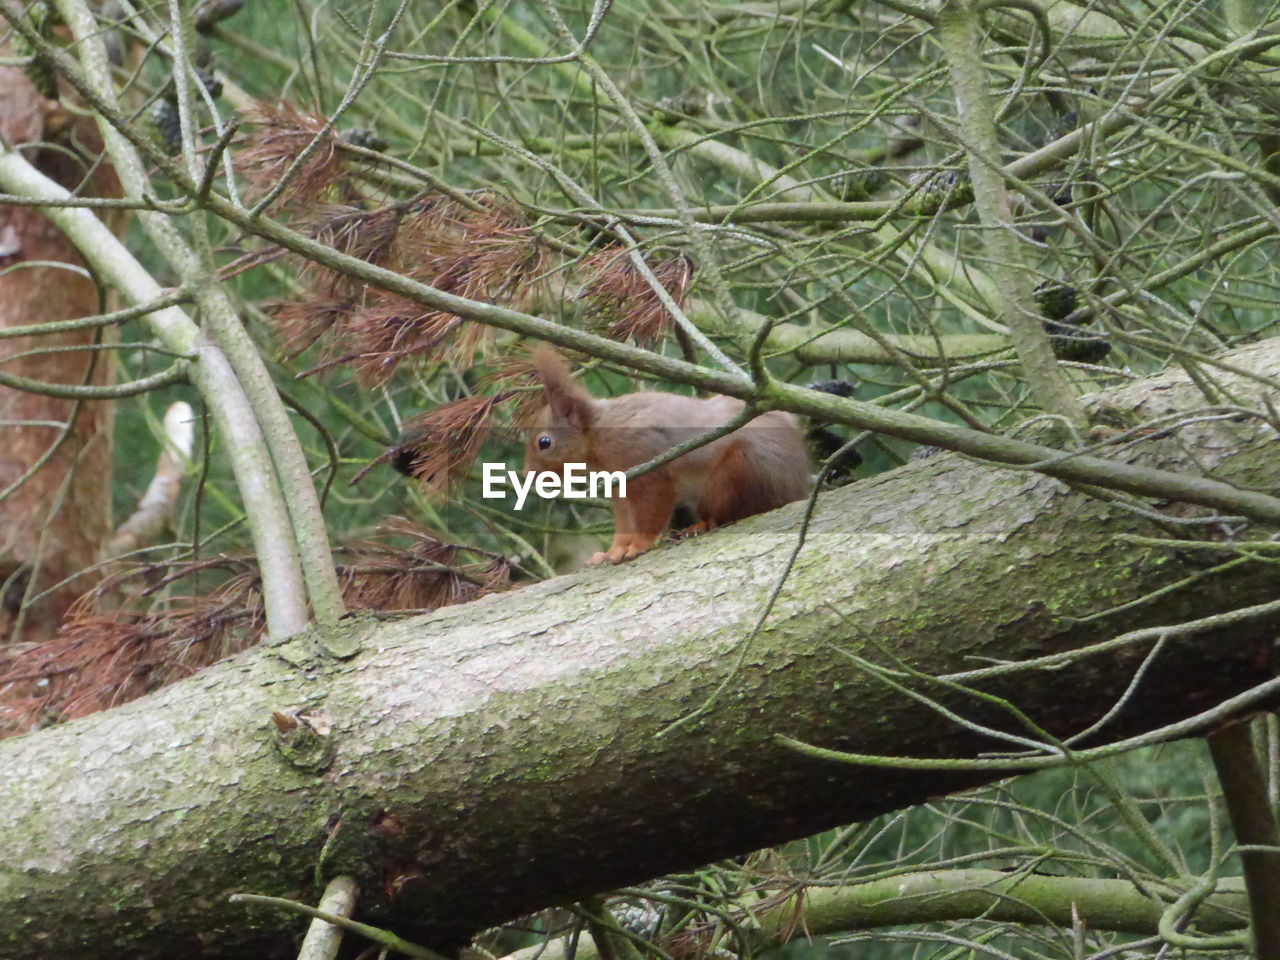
(3, 342, 1280, 959)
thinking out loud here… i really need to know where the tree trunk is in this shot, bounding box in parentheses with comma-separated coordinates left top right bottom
(0, 61, 118, 643)
(2, 340, 1280, 959)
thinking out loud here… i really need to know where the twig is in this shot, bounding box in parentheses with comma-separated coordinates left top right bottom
(230, 892, 447, 960)
(296, 876, 358, 960)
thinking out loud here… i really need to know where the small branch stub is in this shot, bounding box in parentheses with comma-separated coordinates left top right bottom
(270, 708, 335, 773)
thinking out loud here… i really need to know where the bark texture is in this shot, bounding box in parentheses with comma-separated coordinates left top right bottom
(3, 341, 1280, 959)
(0, 61, 118, 642)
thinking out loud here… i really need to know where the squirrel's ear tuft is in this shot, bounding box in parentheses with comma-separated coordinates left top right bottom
(533, 344, 594, 429)
(531, 344, 571, 389)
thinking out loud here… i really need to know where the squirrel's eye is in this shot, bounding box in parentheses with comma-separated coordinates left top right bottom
(537, 435, 553, 451)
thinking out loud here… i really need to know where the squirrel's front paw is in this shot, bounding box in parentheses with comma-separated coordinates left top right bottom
(587, 545, 648, 565)
(672, 520, 710, 540)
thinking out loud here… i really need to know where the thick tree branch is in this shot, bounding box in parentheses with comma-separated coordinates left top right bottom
(102, 401, 194, 561)
(1208, 721, 1280, 960)
(937, 0, 1086, 428)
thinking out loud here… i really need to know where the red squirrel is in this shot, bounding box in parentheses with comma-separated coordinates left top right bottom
(523, 347, 811, 565)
